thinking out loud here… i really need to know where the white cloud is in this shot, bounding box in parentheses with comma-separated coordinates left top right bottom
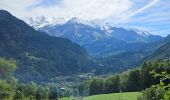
(0, 0, 41, 18)
(0, 0, 160, 22)
(0, 0, 170, 36)
(0, 0, 132, 21)
(128, 0, 159, 17)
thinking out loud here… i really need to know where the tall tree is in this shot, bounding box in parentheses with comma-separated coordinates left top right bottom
(126, 69, 142, 91)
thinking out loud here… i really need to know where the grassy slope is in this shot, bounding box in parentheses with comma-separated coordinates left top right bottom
(62, 92, 141, 100)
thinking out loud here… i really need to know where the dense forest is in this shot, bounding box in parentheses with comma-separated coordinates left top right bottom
(78, 59, 170, 100)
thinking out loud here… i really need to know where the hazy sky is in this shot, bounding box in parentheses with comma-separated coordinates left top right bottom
(0, 0, 170, 36)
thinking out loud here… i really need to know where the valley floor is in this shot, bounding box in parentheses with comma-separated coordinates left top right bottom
(62, 92, 141, 100)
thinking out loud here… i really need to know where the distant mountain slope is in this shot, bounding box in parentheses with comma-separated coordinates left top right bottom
(150, 42, 170, 59)
(108, 27, 162, 43)
(146, 36, 170, 60)
(0, 10, 93, 82)
(90, 40, 164, 74)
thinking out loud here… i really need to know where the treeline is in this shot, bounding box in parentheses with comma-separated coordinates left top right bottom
(78, 59, 170, 96)
(0, 80, 60, 100)
(0, 58, 62, 100)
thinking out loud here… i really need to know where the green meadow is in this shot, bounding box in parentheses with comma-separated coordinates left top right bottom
(62, 92, 141, 100)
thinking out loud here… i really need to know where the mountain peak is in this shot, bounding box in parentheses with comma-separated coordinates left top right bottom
(67, 17, 83, 24)
(66, 17, 98, 28)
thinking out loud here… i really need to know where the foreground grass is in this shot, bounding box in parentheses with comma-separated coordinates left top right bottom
(62, 92, 141, 100)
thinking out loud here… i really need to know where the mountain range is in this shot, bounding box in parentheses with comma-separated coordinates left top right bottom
(28, 17, 163, 58)
(1, 10, 170, 82)
(26, 16, 166, 74)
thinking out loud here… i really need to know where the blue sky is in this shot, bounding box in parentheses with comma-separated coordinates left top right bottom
(0, 0, 170, 36)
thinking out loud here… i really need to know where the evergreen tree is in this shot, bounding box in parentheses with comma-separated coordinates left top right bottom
(126, 69, 142, 91)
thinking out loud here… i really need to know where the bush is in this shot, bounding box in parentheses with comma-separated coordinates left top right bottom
(138, 71, 170, 100)
(138, 85, 166, 100)
(0, 80, 15, 100)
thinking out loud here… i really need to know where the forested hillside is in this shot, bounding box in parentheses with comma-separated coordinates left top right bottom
(0, 10, 93, 82)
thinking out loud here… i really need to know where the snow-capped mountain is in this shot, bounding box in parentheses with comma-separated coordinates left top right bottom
(35, 17, 163, 57)
(67, 17, 98, 27)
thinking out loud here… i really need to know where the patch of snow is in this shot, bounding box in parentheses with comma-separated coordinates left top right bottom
(24, 16, 70, 29)
(127, 28, 151, 37)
